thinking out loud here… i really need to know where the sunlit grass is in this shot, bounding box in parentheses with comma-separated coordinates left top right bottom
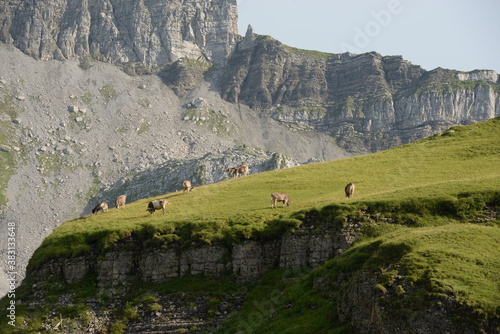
(29, 118, 500, 270)
(4, 117, 499, 334)
(218, 223, 500, 333)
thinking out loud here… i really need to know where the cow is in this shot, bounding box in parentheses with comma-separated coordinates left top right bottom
(226, 164, 250, 178)
(182, 180, 194, 194)
(271, 192, 291, 208)
(92, 202, 108, 214)
(115, 195, 126, 209)
(345, 183, 355, 198)
(226, 167, 238, 178)
(237, 164, 250, 177)
(147, 199, 170, 215)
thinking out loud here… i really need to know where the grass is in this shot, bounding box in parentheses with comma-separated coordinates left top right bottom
(27, 117, 500, 269)
(217, 223, 500, 333)
(381, 224, 500, 313)
(99, 84, 117, 100)
(5, 117, 499, 333)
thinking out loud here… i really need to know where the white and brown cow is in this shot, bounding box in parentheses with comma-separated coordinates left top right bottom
(146, 199, 170, 215)
(345, 183, 355, 198)
(182, 180, 194, 194)
(237, 164, 250, 177)
(115, 195, 126, 209)
(92, 202, 108, 214)
(271, 192, 291, 208)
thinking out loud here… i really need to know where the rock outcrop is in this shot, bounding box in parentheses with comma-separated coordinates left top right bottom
(0, 0, 238, 66)
(87, 146, 299, 212)
(219, 39, 500, 153)
(32, 218, 362, 288)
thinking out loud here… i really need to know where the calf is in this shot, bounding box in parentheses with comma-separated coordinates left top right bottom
(115, 195, 126, 209)
(92, 202, 108, 214)
(147, 199, 170, 215)
(345, 183, 355, 198)
(182, 180, 194, 194)
(271, 192, 291, 208)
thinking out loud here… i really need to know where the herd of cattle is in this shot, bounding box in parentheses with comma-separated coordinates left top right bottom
(91, 164, 356, 215)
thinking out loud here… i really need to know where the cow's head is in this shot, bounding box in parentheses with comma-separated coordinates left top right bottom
(146, 203, 154, 214)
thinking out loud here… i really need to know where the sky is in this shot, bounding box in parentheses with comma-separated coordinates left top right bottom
(236, 0, 500, 73)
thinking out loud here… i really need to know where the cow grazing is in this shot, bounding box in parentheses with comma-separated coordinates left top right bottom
(226, 164, 250, 178)
(92, 202, 108, 214)
(345, 183, 355, 198)
(271, 192, 291, 208)
(115, 195, 126, 209)
(147, 199, 170, 215)
(182, 180, 194, 194)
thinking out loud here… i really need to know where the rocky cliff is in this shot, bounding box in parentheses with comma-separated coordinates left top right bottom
(18, 212, 362, 333)
(0, 0, 238, 66)
(219, 36, 500, 152)
(33, 217, 361, 288)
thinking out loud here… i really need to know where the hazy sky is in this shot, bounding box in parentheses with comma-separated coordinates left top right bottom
(236, 0, 500, 73)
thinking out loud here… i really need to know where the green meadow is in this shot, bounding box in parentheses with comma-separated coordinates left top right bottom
(11, 117, 500, 333)
(31, 117, 500, 267)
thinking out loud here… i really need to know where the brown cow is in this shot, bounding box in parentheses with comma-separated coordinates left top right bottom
(182, 180, 194, 194)
(115, 195, 126, 209)
(226, 167, 238, 178)
(345, 183, 355, 198)
(147, 199, 170, 215)
(271, 192, 291, 208)
(226, 164, 250, 178)
(92, 202, 108, 214)
(237, 164, 250, 177)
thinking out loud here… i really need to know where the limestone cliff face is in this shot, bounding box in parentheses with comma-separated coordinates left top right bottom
(32, 220, 361, 287)
(0, 0, 238, 66)
(219, 38, 500, 153)
(1, 2, 499, 154)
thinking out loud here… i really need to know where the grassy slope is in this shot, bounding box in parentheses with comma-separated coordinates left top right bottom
(33, 117, 500, 264)
(219, 223, 500, 333)
(15, 117, 500, 332)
